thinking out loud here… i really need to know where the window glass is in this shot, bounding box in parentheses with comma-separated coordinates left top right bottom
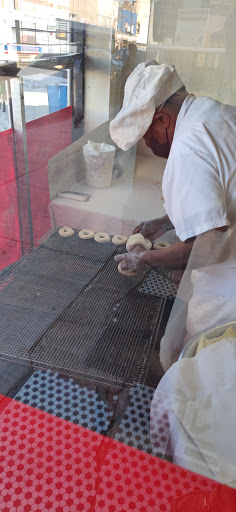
(0, 1, 236, 510)
(149, 0, 236, 105)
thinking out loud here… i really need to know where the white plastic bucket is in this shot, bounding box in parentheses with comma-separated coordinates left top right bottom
(83, 140, 116, 189)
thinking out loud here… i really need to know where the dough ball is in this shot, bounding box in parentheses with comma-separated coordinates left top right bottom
(58, 226, 75, 237)
(118, 261, 137, 276)
(94, 232, 110, 243)
(112, 235, 128, 245)
(79, 229, 95, 239)
(153, 241, 170, 250)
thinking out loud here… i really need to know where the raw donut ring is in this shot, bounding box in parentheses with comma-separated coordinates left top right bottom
(126, 233, 151, 252)
(58, 226, 75, 237)
(153, 241, 170, 250)
(79, 229, 95, 239)
(112, 235, 128, 245)
(94, 232, 110, 243)
(118, 262, 137, 276)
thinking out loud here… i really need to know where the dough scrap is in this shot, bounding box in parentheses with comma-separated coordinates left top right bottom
(145, 239, 152, 250)
(94, 232, 110, 243)
(196, 327, 236, 354)
(79, 229, 95, 239)
(153, 241, 170, 250)
(118, 262, 137, 276)
(112, 235, 128, 245)
(126, 233, 151, 251)
(58, 226, 75, 237)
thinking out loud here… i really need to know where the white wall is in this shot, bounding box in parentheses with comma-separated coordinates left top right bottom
(148, 0, 236, 106)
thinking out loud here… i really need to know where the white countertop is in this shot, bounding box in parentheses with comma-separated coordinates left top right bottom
(49, 153, 166, 236)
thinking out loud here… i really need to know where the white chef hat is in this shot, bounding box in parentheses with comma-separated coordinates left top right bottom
(110, 61, 184, 151)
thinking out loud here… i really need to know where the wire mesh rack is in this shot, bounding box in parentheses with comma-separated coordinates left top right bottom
(0, 229, 178, 389)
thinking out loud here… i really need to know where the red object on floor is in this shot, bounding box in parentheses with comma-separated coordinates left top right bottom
(26, 107, 72, 245)
(171, 487, 236, 511)
(0, 129, 21, 270)
(0, 394, 235, 512)
(0, 107, 72, 271)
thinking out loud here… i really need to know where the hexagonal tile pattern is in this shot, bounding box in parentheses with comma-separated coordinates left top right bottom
(114, 384, 155, 454)
(15, 371, 113, 435)
(138, 270, 179, 299)
(15, 372, 155, 455)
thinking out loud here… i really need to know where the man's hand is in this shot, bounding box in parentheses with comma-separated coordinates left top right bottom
(114, 245, 150, 274)
(132, 215, 174, 242)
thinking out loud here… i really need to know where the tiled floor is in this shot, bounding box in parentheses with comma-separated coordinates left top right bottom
(15, 372, 155, 454)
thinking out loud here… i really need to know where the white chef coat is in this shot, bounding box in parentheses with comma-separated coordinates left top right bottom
(159, 95, 236, 370)
(162, 94, 236, 241)
(152, 95, 236, 484)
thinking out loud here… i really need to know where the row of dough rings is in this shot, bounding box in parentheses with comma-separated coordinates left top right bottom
(79, 229, 95, 239)
(153, 241, 170, 250)
(59, 228, 151, 249)
(94, 232, 111, 243)
(59, 228, 127, 244)
(112, 235, 128, 245)
(118, 261, 137, 276)
(58, 226, 75, 237)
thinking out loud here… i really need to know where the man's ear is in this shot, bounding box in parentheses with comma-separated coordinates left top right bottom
(153, 111, 170, 128)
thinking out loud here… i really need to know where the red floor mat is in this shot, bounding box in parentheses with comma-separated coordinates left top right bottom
(0, 394, 234, 511)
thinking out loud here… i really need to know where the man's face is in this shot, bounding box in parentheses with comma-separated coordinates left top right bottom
(143, 120, 171, 159)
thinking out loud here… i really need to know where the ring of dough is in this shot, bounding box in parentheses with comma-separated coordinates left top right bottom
(94, 232, 110, 243)
(153, 241, 170, 250)
(118, 262, 137, 276)
(79, 229, 95, 239)
(112, 235, 128, 245)
(59, 226, 75, 237)
(126, 233, 151, 252)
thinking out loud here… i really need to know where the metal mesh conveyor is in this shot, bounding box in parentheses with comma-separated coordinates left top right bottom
(0, 229, 176, 388)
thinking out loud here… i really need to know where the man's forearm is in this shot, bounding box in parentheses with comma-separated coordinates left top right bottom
(141, 239, 195, 270)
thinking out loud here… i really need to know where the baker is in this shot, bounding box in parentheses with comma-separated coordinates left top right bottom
(110, 61, 236, 370)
